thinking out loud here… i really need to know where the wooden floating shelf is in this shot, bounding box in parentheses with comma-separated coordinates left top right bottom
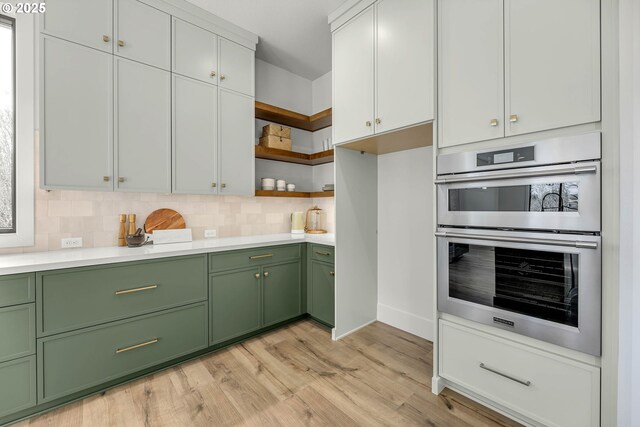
(255, 145, 334, 166)
(255, 102, 332, 132)
(255, 190, 334, 198)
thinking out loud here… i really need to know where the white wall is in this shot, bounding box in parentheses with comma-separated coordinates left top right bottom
(255, 59, 312, 115)
(377, 146, 434, 340)
(617, 0, 640, 424)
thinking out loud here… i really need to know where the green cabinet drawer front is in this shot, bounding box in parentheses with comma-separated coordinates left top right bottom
(263, 261, 302, 327)
(209, 244, 301, 273)
(0, 356, 36, 418)
(310, 244, 334, 263)
(0, 304, 35, 363)
(310, 261, 335, 326)
(38, 255, 207, 336)
(0, 273, 35, 308)
(209, 268, 261, 345)
(38, 303, 208, 403)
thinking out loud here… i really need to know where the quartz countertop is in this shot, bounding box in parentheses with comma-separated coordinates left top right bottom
(0, 233, 335, 276)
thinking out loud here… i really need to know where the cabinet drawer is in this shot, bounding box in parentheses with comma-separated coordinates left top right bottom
(38, 255, 207, 336)
(439, 320, 600, 427)
(38, 303, 208, 403)
(0, 304, 35, 363)
(0, 356, 36, 418)
(0, 273, 35, 308)
(310, 244, 334, 263)
(209, 245, 301, 272)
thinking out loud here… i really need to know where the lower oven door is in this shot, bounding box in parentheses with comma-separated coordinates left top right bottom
(436, 228, 601, 355)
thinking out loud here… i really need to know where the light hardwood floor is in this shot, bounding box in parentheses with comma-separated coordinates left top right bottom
(15, 320, 521, 427)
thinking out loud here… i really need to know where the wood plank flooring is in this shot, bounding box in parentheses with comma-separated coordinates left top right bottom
(15, 320, 522, 427)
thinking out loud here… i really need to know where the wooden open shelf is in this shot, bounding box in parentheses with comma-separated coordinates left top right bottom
(255, 190, 334, 198)
(255, 102, 332, 132)
(255, 145, 334, 166)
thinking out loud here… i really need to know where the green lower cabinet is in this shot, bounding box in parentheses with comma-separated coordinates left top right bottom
(309, 261, 335, 327)
(0, 273, 35, 308)
(0, 304, 36, 363)
(209, 268, 262, 345)
(38, 303, 208, 403)
(263, 261, 302, 327)
(0, 356, 36, 418)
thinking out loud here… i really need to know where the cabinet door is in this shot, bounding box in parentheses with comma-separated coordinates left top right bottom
(115, 58, 171, 193)
(41, 36, 113, 190)
(218, 89, 254, 196)
(505, 0, 600, 136)
(115, 0, 171, 70)
(376, 0, 434, 134)
(333, 7, 375, 145)
(438, 0, 504, 147)
(41, 0, 113, 52)
(173, 76, 218, 195)
(310, 261, 335, 326)
(209, 268, 261, 345)
(0, 356, 36, 418)
(172, 18, 218, 84)
(218, 38, 254, 96)
(263, 261, 302, 327)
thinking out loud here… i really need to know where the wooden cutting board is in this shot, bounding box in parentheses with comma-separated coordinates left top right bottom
(144, 209, 186, 233)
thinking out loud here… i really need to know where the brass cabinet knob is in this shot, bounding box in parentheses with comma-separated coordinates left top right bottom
(103, 176, 110, 182)
(118, 40, 125, 47)
(330, 271, 335, 277)
(220, 74, 226, 80)
(366, 121, 372, 127)
(118, 177, 125, 183)
(103, 35, 111, 43)
(210, 71, 216, 78)
(211, 182, 217, 188)
(263, 271, 269, 277)
(490, 119, 498, 127)
(375, 118, 381, 125)
(254, 273, 260, 279)
(221, 183, 227, 188)
(510, 114, 519, 123)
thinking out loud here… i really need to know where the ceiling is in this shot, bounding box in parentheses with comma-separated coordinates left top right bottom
(185, 0, 347, 80)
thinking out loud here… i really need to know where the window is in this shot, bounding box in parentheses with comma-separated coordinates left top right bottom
(0, 15, 15, 233)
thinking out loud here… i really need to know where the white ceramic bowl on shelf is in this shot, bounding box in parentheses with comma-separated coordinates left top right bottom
(261, 178, 275, 191)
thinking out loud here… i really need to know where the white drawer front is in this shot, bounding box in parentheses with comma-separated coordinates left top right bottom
(439, 320, 600, 427)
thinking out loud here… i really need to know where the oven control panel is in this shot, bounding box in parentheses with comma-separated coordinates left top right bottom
(477, 146, 535, 167)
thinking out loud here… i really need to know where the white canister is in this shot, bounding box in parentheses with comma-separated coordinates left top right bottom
(261, 178, 275, 191)
(276, 179, 286, 191)
(286, 183, 296, 192)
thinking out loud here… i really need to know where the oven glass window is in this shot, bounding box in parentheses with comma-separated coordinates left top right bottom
(448, 183, 579, 212)
(448, 243, 579, 327)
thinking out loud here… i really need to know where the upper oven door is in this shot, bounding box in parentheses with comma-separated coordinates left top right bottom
(436, 161, 601, 232)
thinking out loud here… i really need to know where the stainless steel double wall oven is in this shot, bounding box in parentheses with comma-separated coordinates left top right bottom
(436, 133, 602, 355)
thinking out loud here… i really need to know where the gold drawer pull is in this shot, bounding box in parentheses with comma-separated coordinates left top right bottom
(116, 338, 159, 354)
(249, 254, 273, 260)
(330, 271, 335, 276)
(115, 284, 158, 296)
(315, 251, 331, 256)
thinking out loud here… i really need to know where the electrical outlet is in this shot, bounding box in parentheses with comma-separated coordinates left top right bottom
(61, 237, 83, 249)
(204, 229, 217, 238)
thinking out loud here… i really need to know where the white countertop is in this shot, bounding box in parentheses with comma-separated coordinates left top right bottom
(0, 233, 335, 276)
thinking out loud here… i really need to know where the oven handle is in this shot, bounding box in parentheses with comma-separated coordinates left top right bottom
(434, 231, 598, 249)
(434, 164, 597, 184)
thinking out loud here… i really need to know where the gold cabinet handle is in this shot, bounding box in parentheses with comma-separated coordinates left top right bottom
(365, 121, 372, 127)
(254, 273, 260, 279)
(249, 254, 273, 260)
(315, 251, 331, 256)
(118, 177, 125, 183)
(116, 338, 159, 354)
(115, 284, 158, 296)
(330, 271, 335, 276)
(103, 176, 111, 182)
(103, 35, 111, 43)
(211, 182, 217, 188)
(510, 114, 519, 123)
(118, 40, 126, 47)
(221, 183, 227, 188)
(210, 71, 216, 78)
(220, 74, 226, 80)
(263, 271, 270, 277)
(490, 119, 498, 127)
(375, 118, 381, 125)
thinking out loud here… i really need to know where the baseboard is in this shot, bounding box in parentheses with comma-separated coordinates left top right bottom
(377, 303, 434, 341)
(332, 318, 377, 340)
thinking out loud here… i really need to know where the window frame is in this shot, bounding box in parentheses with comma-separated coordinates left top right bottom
(0, 14, 17, 234)
(0, 11, 34, 248)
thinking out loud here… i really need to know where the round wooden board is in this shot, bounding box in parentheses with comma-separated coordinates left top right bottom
(144, 209, 186, 233)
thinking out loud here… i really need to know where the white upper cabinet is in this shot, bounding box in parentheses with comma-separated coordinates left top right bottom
(439, 0, 504, 147)
(172, 75, 218, 195)
(218, 89, 254, 196)
(333, 7, 375, 145)
(41, 36, 113, 190)
(41, 0, 113, 52)
(172, 18, 218, 84)
(375, 0, 434, 134)
(115, 0, 171, 70)
(218, 38, 255, 96)
(115, 58, 171, 193)
(505, 0, 601, 136)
